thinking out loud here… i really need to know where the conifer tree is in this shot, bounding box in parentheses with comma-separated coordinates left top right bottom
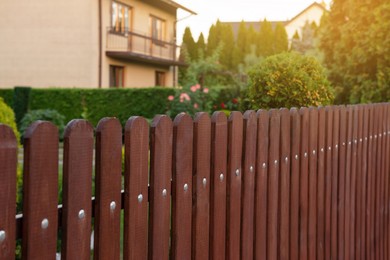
(182, 27, 196, 61)
(273, 22, 288, 54)
(196, 33, 206, 58)
(257, 19, 274, 57)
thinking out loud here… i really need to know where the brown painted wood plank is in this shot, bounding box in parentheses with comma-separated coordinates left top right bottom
(349, 106, 358, 259)
(279, 108, 291, 260)
(240, 110, 257, 260)
(308, 107, 318, 260)
(299, 107, 309, 260)
(331, 106, 339, 260)
(123, 116, 149, 260)
(22, 121, 59, 260)
(192, 112, 211, 260)
(355, 106, 364, 260)
(148, 115, 172, 260)
(337, 106, 347, 260)
(61, 120, 94, 260)
(378, 104, 385, 260)
(171, 113, 193, 260)
(344, 106, 353, 260)
(374, 105, 381, 260)
(0, 125, 17, 259)
(226, 111, 243, 260)
(317, 107, 327, 260)
(254, 110, 269, 260)
(267, 109, 280, 260)
(210, 112, 227, 260)
(289, 108, 300, 260)
(384, 105, 390, 260)
(94, 118, 122, 260)
(367, 104, 376, 258)
(360, 105, 369, 260)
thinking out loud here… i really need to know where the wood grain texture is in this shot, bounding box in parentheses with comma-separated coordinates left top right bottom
(148, 115, 173, 260)
(331, 106, 339, 260)
(210, 112, 227, 260)
(289, 108, 300, 260)
(0, 125, 17, 260)
(317, 107, 326, 260)
(240, 110, 257, 260)
(61, 120, 94, 260)
(192, 112, 211, 260)
(308, 107, 318, 260)
(344, 106, 353, 260)
(367, 105, 375, 258)
(171, 113, 193, 260)
(22, 121, 59, 260)
(124, 116, 149, 260)
(349, 106, 358, 260)
(267, 109, 280, 260)
(279, 108, 291, 260)
(226, 111, 243, 260)
(299, 107, 309, 260)
(355, 106, 363, 260)
(94, 118, 122, 260)
(361, 105, 369, 260)
(254, 110, 269, 260)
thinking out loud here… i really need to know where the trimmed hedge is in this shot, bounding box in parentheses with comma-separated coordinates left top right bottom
(0, 89, 14, 107)
(29, 88, 175, 126)
(13, 87, 31, 126)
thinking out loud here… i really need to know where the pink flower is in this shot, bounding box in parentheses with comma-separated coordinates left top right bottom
(194, 103, 199, 109)
(180, 92, 191, 101)
(232, 98, 238, 104)
(190, 86, 197, 92)
(168, 95, 174, 101)
(221, 102, 226, 109)
(195, 84, 201, 90)
(203, 88, 209, 93)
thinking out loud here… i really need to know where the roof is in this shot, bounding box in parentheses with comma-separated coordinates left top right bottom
(284, 2, 327, 26)
(161, 0, 197, 15)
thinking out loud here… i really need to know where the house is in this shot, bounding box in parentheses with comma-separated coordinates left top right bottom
(223, 2, 327, 43)
(0, 0, 195, 88)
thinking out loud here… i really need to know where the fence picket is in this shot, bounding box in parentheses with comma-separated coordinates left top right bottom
(361, 105, 369, 260)
(299, 107, 309, 260)
(123, 117, 149, 260)
(171, 113, 193, 259)
(317, 107, 326, 260)
(267, 109, 280, 260)
(349, 106, 358, 259)
(93, 118, 122, 260)
(210, 112, 227, 260)
(279, 108, 291, 260)
(355, 106, 364, 260)
(331, 106, 340, 260)
(344, 106, 353, 260)
(148, 115, 172, 260)
(61, 120, 94, 260)
(192, 113, 211, 260)
(289, 108, 300, 260)
(226, 111, 243, 260)
(255, 110, 269, 260)
(240, 110, 257, 260)
(0, 125, 17, 259)
(367, 105, 376, 258)
(22, 121, 59, 259)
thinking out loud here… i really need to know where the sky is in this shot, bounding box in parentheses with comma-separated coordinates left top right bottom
(175, 0, 332, 43)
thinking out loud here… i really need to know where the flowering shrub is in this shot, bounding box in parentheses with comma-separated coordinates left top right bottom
(212, 97, 240, 115)
(166, 84, 214, 117)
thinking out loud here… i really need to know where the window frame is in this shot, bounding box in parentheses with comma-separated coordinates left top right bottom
(149, 15, 166, 46)
(111, 1, 133, 34)
(155, 71, 166, 86)
(109, 65, 125, 88)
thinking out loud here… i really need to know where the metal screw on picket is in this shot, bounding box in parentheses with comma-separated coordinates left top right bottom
(274, 160, 278, 165)
(321, 148, 324, 152)
(138, 194, 143, 203)
(313, 150, 316, 155)
(285, 157, 288, 163)
(184, 183, 188, 192)
(304, 152, 308, 158)
(162, 189, 167, 197)
(349, 141, 352, 145)
(365, 137, 368, 141)
(295, 155, 299, 160)
(203, 178, 207, 187)
(250, 166, 254, 172)
(370, 135, 373, 139)
(219, 173, 224, 182)
(41, 218, 49, 229)
(262, 163, 266, 169)
(343, 142, 346, 146)
(0, 230, 6, 243)
(354, 139, 357, 144)
(110, 201, 116, 212)
(336, 144, 339, 149)
(360, 138, 363, 142)
(235, 169, 240, 176)
(375, 135, 378, 139)
(379, 134, 382, 137)
(78, 210, 85, 219)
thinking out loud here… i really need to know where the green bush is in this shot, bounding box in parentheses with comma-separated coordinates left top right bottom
(247, 52, 334, 109)
(0, 97, 20, 141)
(0, 89, 14, 107)
(19, 109, 65, 139)
(13, 87, 31, 126)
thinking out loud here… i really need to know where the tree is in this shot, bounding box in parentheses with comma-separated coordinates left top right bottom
(182, 27, 197, 61)
(235, 21, 249, 64)
(219, 24, 236, 70)
(196, 33, 206, 58)
(273, 22, 288, 54)
(257, 19, 274, 57)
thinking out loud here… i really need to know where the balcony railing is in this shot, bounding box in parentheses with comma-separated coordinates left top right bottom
(106, 27, 183, 66)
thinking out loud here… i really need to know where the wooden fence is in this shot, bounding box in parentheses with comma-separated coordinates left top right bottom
(0, 103, 390, 259)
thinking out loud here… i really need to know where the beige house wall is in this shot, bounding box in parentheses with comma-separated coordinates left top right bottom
(285, 5, 325, 40)
(0, 0, 99, 88)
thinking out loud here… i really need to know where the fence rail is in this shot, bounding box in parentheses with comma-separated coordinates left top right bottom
(1, 103, 390, 259)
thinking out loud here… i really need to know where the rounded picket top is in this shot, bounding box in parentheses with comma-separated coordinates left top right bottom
(228, 111, 243, 122)
(0, 124, 17, 148)
(23, 120, 59, 141)
(173, 113, 193, 128)
(151, 114, 173, 130)
(194, 112, 211, 125)
(243, 110, 256, 121)
(63, 119, 94, 139)
(125, 116, 149, 133)
(211, 111, 227, 125)
(96, 117, 122, 134)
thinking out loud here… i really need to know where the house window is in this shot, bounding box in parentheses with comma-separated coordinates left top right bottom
(110, 65, 124, 88)
(155, 71, 166, 86)
(150, 15, 166, 43)
(112, 1, 132, 33)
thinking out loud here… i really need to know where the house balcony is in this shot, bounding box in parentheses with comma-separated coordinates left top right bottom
(106, 27, 186, 67)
